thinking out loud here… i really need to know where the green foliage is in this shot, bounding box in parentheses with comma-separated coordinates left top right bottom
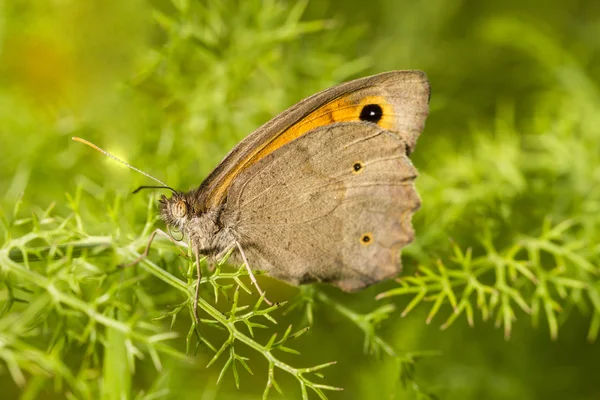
(389, 17, 600, 345)
(1, 0, 600, 399)
(380, 220, 598, 341)
(0, 1, 416, 398)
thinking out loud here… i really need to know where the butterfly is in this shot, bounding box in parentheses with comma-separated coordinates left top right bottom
(75, 70, 430, 313)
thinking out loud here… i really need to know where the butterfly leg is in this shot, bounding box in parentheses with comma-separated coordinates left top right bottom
(193, 246, 202, 323)
(121, 228, 188, 268)
(235, 240, 273, 306)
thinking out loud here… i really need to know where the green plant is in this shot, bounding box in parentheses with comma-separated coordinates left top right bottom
(0, 1, 433, 399)
(2, 187, 439, 398)
(2, 1, 600, 399)
(380, 17, 600, 344)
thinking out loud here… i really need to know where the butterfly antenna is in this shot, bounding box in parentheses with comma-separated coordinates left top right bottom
(72, 137, 175, 192)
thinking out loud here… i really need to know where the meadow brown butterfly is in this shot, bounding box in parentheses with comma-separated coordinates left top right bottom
(75, 70, 430, 310)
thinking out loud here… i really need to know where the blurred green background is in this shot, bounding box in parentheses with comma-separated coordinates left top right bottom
(2, 0, 600, 399)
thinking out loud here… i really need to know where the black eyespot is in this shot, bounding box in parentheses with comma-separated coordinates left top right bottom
(360, 233, 373, 246)
(352, 161, 364, 174)
(359, 104, 383, 123)
(404, 143, 412, 157)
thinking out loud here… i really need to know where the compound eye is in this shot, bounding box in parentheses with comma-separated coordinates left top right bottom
(172, 200, 187, 218)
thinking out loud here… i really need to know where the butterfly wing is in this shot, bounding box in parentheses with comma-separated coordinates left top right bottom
(195, 70, 429, 212)
(197, 70, 431, 290)
(222, 121, 420, 290)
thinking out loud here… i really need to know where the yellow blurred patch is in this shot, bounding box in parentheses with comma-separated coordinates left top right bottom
(1, 35, 74, 103)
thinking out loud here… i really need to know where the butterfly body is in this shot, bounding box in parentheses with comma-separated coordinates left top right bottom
(159, 71, 430, 292)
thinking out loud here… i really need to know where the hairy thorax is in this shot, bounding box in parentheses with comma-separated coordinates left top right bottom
(186, 210, 237, 257)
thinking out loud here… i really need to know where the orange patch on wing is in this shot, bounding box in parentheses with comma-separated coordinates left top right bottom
(252, 95, 392, 162)
(208, 94, 393, 207)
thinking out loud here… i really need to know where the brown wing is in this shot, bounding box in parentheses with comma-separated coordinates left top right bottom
(221, 122, 420, 291)
(194, 71, 429, 212)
